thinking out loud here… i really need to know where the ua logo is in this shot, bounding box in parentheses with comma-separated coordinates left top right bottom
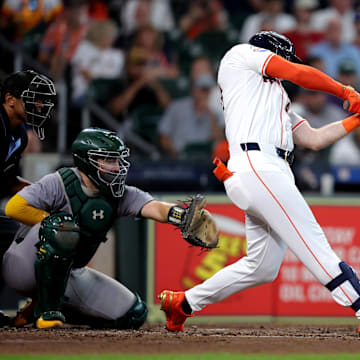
(92, 209, 105, 220)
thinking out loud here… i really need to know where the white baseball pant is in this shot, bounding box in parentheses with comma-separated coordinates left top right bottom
(186, 148, 360, 314)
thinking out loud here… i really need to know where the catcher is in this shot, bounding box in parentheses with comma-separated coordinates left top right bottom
(2, 127, 218, 329)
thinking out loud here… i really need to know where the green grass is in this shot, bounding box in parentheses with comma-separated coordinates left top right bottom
(1, 354, 360, 360)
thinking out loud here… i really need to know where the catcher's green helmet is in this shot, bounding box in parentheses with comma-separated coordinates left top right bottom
(39, 213, 80, 251)
(71, 127, 130, 198)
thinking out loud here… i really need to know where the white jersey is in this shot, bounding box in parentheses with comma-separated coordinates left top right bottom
(218, 43, 306, 157)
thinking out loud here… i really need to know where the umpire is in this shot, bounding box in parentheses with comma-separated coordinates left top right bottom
(0, 70, 56, 324)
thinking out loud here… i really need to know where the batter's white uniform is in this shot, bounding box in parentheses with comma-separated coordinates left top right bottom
(185, 44, 360, 314)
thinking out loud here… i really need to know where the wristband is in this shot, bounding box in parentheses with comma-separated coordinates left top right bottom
(168, 205, 186, 225)
(342, 114, 360, 133)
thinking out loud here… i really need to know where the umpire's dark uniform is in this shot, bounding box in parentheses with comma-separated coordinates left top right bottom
(0, 69, 56, 325)
(0, 103, 28, 261)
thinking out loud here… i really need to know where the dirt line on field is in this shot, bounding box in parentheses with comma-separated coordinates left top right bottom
(0, 324, 359, 354)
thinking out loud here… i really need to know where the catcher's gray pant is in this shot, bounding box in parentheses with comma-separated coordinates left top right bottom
(2, 223, 136, 320)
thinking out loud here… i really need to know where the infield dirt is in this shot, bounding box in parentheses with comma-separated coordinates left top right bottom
(0, 323, 360, 354)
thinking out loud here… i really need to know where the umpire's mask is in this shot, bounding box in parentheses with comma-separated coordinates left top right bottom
(1, 70, 56, 140)
(20, 71, 57, 140)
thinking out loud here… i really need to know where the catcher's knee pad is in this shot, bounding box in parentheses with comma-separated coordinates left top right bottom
(34, 213, 80, 318)
(325, 261, 360, 311)
(35, 212, 80, 274)
(38, 212, 80, 255)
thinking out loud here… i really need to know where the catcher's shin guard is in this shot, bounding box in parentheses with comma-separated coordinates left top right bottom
(112, 293, 148, 330)
(159, 290, 193, 332)
(116, 293, 148, 329)
(34, 213, 80, 327)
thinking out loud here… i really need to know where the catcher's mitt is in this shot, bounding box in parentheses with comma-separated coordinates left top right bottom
(169, 194, 219, 249)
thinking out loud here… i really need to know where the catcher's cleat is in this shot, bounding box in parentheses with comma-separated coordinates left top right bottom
(13, 299, 36, 327)
(36, 311, 65, 329)
(158, 290, 192, 332)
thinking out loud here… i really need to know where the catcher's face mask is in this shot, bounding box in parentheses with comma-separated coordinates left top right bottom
(88, 148, 130, 198)
(21, 73, 57, 140)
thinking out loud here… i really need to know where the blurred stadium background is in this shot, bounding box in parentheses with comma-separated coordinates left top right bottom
(1, 0, 360, 324)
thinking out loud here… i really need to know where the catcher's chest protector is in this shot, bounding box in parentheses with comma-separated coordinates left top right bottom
(58, 168, 117, 241)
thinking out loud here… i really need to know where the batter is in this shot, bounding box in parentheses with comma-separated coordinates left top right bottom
(159, 31, 360, 334)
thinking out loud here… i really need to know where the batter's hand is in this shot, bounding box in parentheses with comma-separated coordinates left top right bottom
(343, 86, 360, 112)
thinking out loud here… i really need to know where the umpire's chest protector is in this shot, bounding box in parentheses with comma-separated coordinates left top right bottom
(58, 168, 117, 241)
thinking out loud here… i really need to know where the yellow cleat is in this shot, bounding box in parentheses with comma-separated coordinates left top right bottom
(36, 317, 63, 329)
(35, 311, 65, 329)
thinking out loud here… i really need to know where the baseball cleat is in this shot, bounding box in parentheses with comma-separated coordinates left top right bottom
(158, 290, 192, 332)
(13, 299, 35, 327)
(36, 311, 65, 329)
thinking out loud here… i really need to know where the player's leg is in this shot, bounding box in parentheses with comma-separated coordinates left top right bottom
(159, 212, 287, 331)
(2, 217, 147, 330)
(245, 158, 360, 316)
(2, 223, 40, 327)
(186, 213, 287, 311)
(63, 267, 147, 329)
(0, 212, 19, 265)
(0, 211, 20, 326)
(2, 223, 39, 296)
(3, 213, 80, 328)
